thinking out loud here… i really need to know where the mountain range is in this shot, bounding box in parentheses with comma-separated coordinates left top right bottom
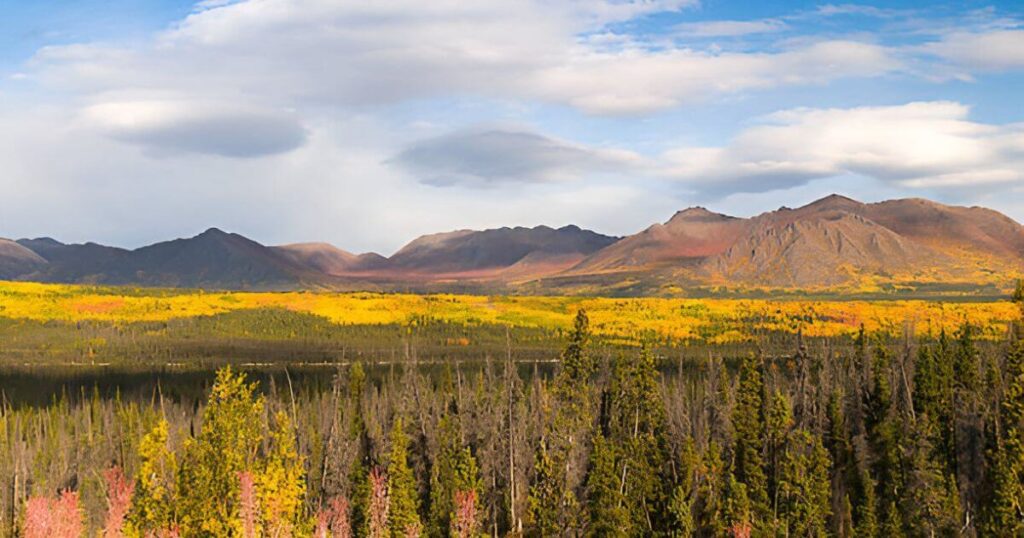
(2, 195, 1022, 295)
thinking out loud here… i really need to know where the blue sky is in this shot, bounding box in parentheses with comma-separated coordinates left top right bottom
(1, 0, 1023, 253)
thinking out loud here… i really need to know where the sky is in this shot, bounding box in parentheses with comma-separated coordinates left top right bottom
(1, 0, 1023, 255)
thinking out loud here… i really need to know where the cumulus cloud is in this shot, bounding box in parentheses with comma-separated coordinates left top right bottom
(663, 101, 1024, 194)
(81, 100, 307, 157)
(534, 40, 898, 114)
(26, 0, 904, 116)
(392, 128, 641, 187)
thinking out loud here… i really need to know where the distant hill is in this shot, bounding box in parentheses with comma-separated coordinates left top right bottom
(13, 229, 320, 289)
(272, 242, 361, 275)
(382, 225, 619, 280)
(557, 194, 1024, 289)
(2, 195, 1022, 293)
(567, 207, 750, 273)
(0, 239, 47, 279)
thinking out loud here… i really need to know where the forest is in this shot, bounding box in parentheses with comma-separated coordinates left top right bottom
(0, 283, 1023, 536)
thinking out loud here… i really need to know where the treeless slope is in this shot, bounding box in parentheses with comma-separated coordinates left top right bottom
(386, 225, 618, 277)
(565, 194, 1022, 287)
(272, 242, 361, 275)
(0, 238, 47, 279)
(863, 198, 1024, 262)
(496, 251, 593, 282)
(704, 210, 946, 286)
(569, 207, 749, 273)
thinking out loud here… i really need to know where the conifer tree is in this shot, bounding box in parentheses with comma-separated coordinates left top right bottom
(984, 341, 1024, 534)
(732, 354, 769, 523)
(667, 486, 695, 538)
(901, 415, 961, 536)
(555, 310, 595, 395)
(764, 391, 792, 524)
(387, 417, 421, 538)
(525, 439, 562, 537)
(825, 389, 855, 536)
(584, 433, 629, 537)
(667, 438, 699, 538)
(722, 474, 752, 538)
(777, 429, 832, 537)
(695, 442, 727, 537)
(880, 500, 904, 537)
(543, 308, 597, 534)
(349, 362, 372, 537)
(863, 339, 901, 519)
(603, 345, 671, 532)
(852, 470, 878, 538)
(429, 416, 482, 538)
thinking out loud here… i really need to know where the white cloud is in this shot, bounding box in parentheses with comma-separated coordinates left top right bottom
(674, 19, 788, 38)
(921, 30, 1024, 72)
(814, 4, 904, 18)
(535, 40, 898, 114)
(663, 101, 1024, 194)
(27, 0, 901, 116)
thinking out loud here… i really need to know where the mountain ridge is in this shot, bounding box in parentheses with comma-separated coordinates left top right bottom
(3, 195, 1022, 293)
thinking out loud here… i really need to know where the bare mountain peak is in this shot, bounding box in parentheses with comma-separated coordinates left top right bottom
(197, 227, 231, 238)
(668, 206, 735, 224)
(802, 193, 864, 211)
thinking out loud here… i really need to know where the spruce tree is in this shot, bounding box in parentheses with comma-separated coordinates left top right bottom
(584, 433, 629, 537)
(526, 439, 562, 537)
(695, 442, 727, 537)
(732, 354, 769, 524)
(604, 345, 671, 532)
(429, 416, 482, 538)
(984, 341, 1024, 534)
(777, 429, 832, 537)
(387, 417, 421, 537)
(722, 473, 753, 538)
(852, 469, 878, 538)
(863, 338, 901, 519)
(901, 415, 961, 536)
(667, 438, 699, 538)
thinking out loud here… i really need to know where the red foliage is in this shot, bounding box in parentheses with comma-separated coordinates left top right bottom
(314, 496, 351, 538)
(238, 471, 259, 538)
(729, 522, 752, 538)
(103, 466, 136, 538)
(451, 490, 479, 538)
(367, 468, 390, 538)
(23, 490, 84, 538)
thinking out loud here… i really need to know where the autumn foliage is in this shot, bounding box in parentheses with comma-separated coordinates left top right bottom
(23, 490, 83, 538)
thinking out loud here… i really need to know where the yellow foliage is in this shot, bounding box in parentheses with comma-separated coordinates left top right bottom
(0, 281, 1018, 344)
